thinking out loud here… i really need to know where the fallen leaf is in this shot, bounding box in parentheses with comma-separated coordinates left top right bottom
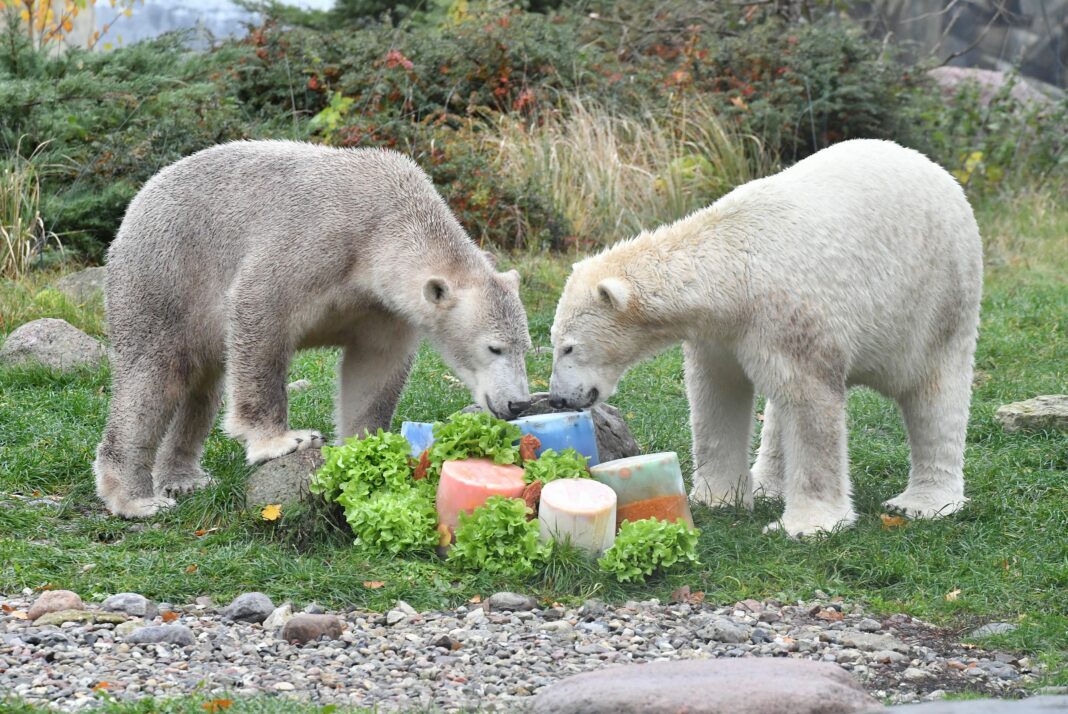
(261, 504, 282, 521)
(1, 604, 11, 613)
(162, 611, 179, 623)
(185, 564, 198, 574)
(730, 95, 749, 111)
(11, 610, 28, 620)
(92, 681, 111, 691)
(450, 639, 463, 651)
(519, 434, 541, 462)
(80, 563, 96, 573)
(531, 379, 547, 388)
(32, 490, 41, 497)
(468, 595, 481, 604)
(946, 660, 968, 671)
(816, 608, 845, 622)
(880, 513, 907, 530)
(34, 583, 54, 591)
(202, 699, 233, 712)
(194, 528, 219, 537)
(437, 523, 452, 548)
(945, 588, 961, 602)
(362, 581, 385, 589)
(669, 585, 705, 605)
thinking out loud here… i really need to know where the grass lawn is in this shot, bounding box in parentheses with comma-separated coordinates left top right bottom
(1, 190, 1065, 690)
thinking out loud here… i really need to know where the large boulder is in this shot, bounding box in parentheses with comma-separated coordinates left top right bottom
(246, 448, 325, 505)
(54, 267, 106, 303)
(927, 67, 1056, 108)
(530, 658, 880, 714)
(995, 395, 1068, 434)
(464, 392, 641, 463)
(0, 318, 106, 371)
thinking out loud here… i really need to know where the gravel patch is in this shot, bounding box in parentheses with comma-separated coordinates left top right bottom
(0, 591, 1037, 711)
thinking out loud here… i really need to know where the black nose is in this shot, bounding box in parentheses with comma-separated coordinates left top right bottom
(548, 397, 567, 409)
(507, 400, 531, 417)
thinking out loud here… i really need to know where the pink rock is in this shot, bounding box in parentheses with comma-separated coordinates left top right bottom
(436, 458, 526, 533)
(27, 590, 84, 621)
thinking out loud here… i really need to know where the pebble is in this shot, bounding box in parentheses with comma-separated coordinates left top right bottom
(221, 592, 274, 624)
(102, 593, 159, 620)
(968, 622, 1019, 639)
(857, 618, 882, 632)
(0, 593, 1029, 712)
(486, 592, 538, 612)
(262, 602, 293, 630)
(27, 591, 83, 621)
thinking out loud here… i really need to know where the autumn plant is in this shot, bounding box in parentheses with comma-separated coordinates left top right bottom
(1, 0, 141, 50)
(0, 141, 61, 280)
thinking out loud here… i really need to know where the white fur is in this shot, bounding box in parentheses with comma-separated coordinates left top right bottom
(550, 140, 983, 537)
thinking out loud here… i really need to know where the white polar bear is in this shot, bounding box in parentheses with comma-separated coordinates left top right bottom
(95, 141, 532, 518)
(548, 139, 983, 537)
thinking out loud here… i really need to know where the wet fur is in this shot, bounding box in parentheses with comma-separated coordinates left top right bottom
(550, 140, 983, 537)
(95, 141, 530, 518)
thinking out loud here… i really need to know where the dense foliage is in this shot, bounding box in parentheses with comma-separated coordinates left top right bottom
(4, 1, 1061, 262)
(427, 412, 522, 478)
(311, 428, 413, 501)
(522, 447, 588, 484)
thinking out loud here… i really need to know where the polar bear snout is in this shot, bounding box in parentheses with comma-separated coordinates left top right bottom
(548, 386, 600, 411)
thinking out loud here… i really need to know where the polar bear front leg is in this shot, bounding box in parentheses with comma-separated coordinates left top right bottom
(336, 324, 419, 440)
(223, 305, 323, 465)
(684, 341, 755, 510)
(765, 381, 856, 538)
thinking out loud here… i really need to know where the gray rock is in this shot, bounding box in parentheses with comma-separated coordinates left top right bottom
(114, 619, 145, 637)
(386, 609, 408, 626)
(884, 695, 1068, 712)
(286, 378, 313, 393)
(34, 609, 126, 626)
(0, 318, 106, 371)
(221, 592, 274, 623)
(529, 658, 880, 714)
(857, 618, 883, 632)
(928, 67, 1055, 108)
(125, 625, 196, 647)
(102, 593, 158, 620)
(464, 393, 641, 462)
(698, 618, 750, 644)
(995, 396, 1068, 433)
(27, 590, 84, 620)
(486, 592, 538, 612)
(304, 602, 324, 615)
(245, 448, 324, 505)
(54, 267, 106, 303)
(262, 602, 293, 630)
(280, 614, 343, 645)
(968, 622, 1019, 639)
(979, 661, 1020, 680)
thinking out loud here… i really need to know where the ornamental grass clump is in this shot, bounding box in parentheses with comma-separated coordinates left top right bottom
(599, 518, 701, 583)
(448, 495, 546, 576)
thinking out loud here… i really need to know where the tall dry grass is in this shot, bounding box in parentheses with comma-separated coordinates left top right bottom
(1, 140, 62, 281)
(487, 96, 776, 248)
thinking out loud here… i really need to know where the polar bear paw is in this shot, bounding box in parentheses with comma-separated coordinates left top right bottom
(689, 482, 754, 510)
(884, 489, 968, 519)
(764, 504, 857, 539)
(105, 495, 178, 519)
(156, 468, 213, 497)
(245, 429, 325, 465)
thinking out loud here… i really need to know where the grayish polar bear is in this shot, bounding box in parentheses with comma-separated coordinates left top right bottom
(95, 141, 531, 518)
(549, 139, 983, 537)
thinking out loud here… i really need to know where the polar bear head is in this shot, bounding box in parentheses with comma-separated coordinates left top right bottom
(422, 266, 533, 420)
(549, 254, 675, 409)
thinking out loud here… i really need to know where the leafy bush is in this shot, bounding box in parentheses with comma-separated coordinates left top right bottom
(522, 447, 588, 484)
(341, 488, 439, 555)
(311, 428, 413, 502)
(599, 518, 700, 583)
(428, 412, 521, 478)
(448, 495, 545, 576)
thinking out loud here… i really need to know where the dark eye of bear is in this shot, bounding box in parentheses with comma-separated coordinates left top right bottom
(488, 346, 503, 355)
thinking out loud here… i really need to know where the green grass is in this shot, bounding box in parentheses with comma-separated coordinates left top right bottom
(0, 191, 1065, 689)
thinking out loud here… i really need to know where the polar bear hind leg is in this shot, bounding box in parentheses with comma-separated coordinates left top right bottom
(152, 369, 222, 497)
(751, 399, 786, 500)
(885, 348, 972, 519)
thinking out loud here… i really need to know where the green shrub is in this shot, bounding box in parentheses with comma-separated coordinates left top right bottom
(342, 488, 439, 555)
(599, 518, 700, 583)
(448, 495, 544, 576)
(523, 447, 588, 484)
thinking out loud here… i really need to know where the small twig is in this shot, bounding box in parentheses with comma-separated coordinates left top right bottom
(938, 4, 1004, 67)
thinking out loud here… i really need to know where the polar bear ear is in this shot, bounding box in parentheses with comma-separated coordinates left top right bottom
(499, 269, 520, 288)
(596, 277, 630, 311)
(423, 276, 454, 307)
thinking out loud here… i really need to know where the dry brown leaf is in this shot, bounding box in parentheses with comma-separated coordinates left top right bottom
(203, 699, 234, 712)
(362, 581, 385, 590)
(34, 583, 54, 591)
(1, 604, 12, 613)
(468, 595, 481, 604)
(816, 608, 845, 622)
(945, 588, 961, 602)
(261, 504, 282, 521)
(522, 480, 542, 519)
(413, 449, 430, 481)
(437, 523, 452, 548)
(11, 610, 28, 620)
(162, 611, 179, 623)
(92, 681, 111, 691)
(185, 564, 198, 574)
(880, 513, 907, 530)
